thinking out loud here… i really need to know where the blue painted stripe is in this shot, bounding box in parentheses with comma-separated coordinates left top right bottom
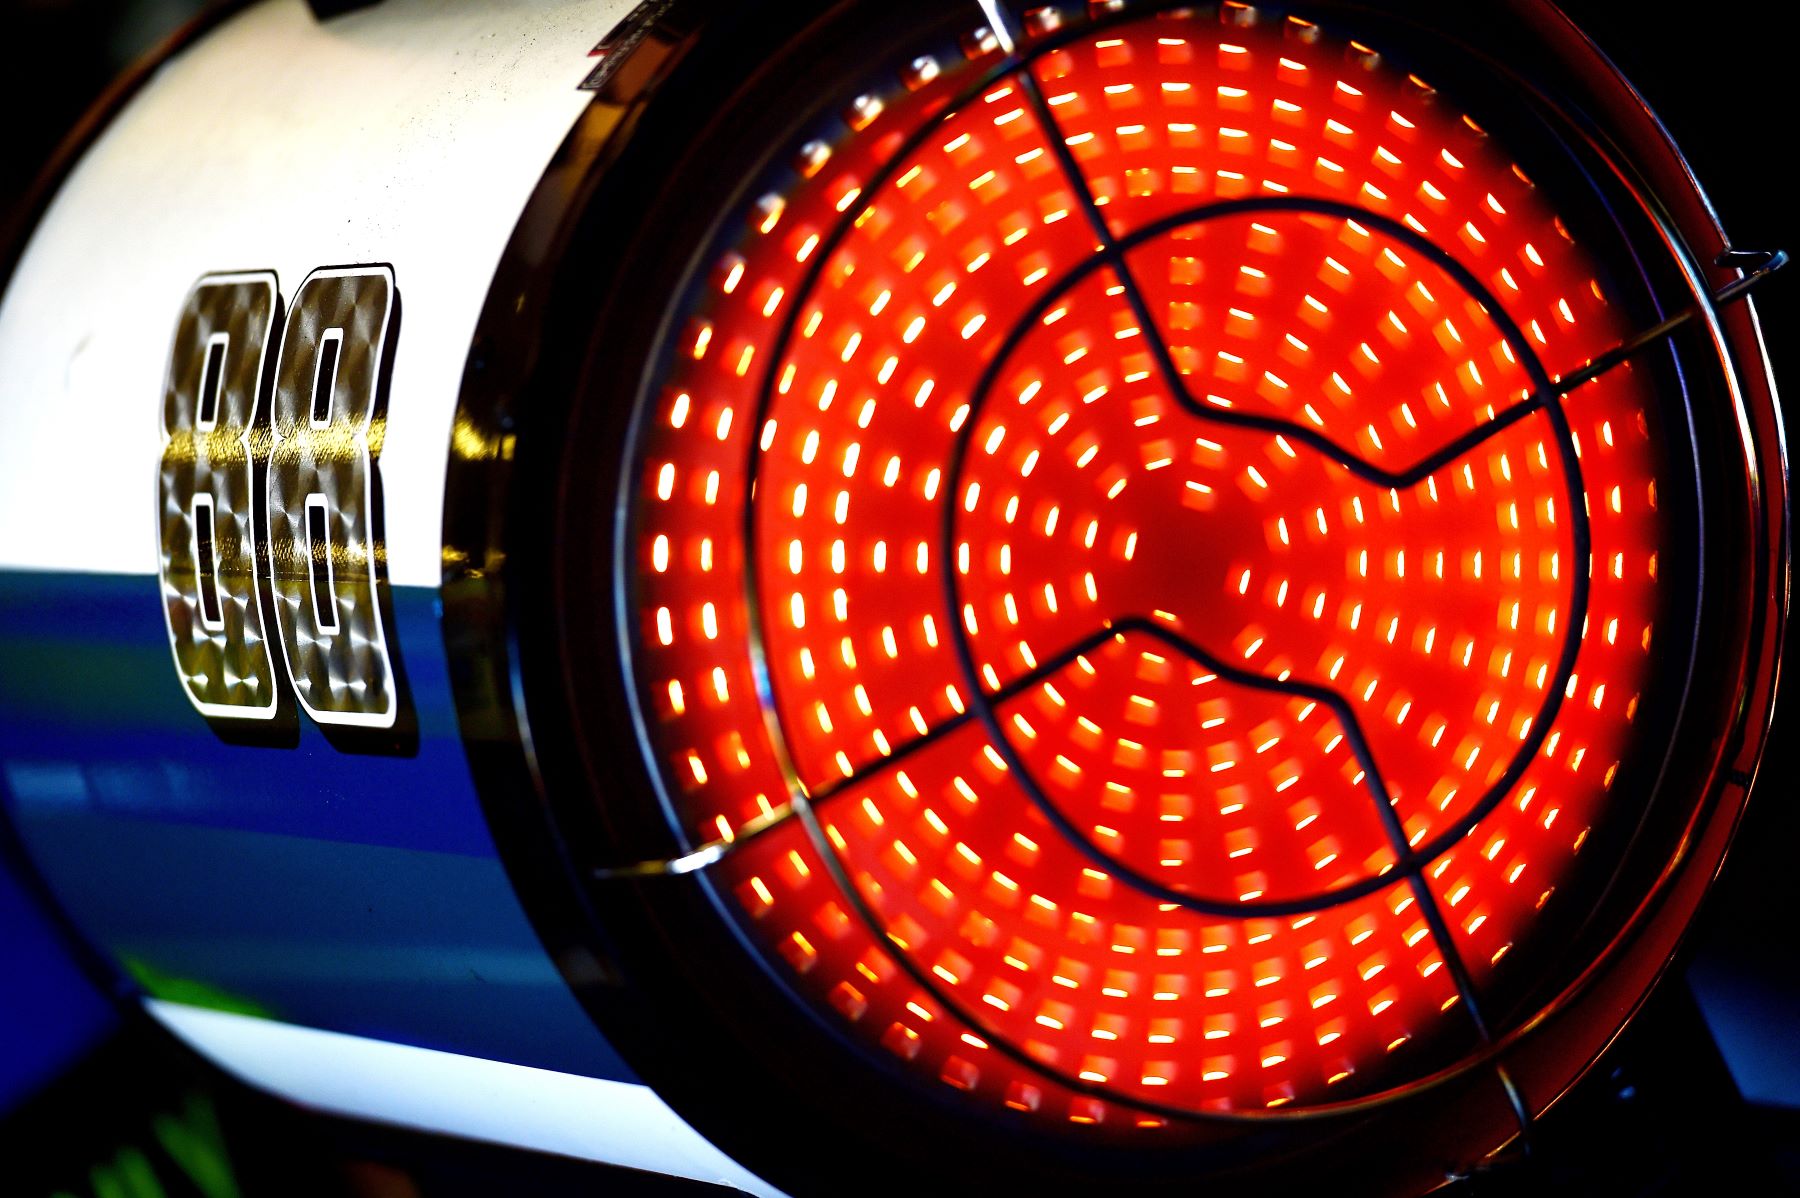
(0, 570, 634, 1083)
(0, 572, 491, 855)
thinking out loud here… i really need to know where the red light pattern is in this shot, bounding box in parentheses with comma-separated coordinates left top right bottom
(626, 9, 1663, 1124)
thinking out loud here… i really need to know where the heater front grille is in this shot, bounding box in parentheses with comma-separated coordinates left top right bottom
(617, 4, 1679, 1130)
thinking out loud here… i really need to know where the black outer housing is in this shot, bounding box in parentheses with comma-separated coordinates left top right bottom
(442, 2, 1785, 1194)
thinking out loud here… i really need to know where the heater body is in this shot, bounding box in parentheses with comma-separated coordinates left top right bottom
(0, 1, 1783, 1195)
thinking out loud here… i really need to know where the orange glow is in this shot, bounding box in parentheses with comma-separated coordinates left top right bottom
(628, 11, 1662, 1125)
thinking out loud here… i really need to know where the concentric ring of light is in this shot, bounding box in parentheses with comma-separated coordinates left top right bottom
(625, 7, 1665, 1125)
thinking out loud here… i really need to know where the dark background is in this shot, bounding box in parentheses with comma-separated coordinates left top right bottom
(0, 1, 1794, 1195)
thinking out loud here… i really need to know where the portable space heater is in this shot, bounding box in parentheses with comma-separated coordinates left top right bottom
(0, 1, 1784, 1194)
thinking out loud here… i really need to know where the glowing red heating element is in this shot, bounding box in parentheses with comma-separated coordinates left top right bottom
(630, 12, 1663, 1124)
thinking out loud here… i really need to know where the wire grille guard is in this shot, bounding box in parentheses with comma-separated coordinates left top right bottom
(586, 0, 1784, 1138)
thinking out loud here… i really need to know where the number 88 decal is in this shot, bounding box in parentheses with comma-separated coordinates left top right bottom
(157, 265, 400, 731)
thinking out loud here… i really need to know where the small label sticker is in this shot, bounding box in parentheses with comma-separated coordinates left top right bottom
(580, 0, 675, 92)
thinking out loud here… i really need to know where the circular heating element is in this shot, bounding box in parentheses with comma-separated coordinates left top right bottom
(622, 9, 1684, 1129)
(624, 7, 1670, 1127)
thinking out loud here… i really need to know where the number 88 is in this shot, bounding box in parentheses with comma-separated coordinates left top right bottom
(156, 266, 399, 729)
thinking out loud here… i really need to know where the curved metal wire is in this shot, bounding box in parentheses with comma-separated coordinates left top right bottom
(599, 0, 1786, 1135)
(596, 245, 1778, 881)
